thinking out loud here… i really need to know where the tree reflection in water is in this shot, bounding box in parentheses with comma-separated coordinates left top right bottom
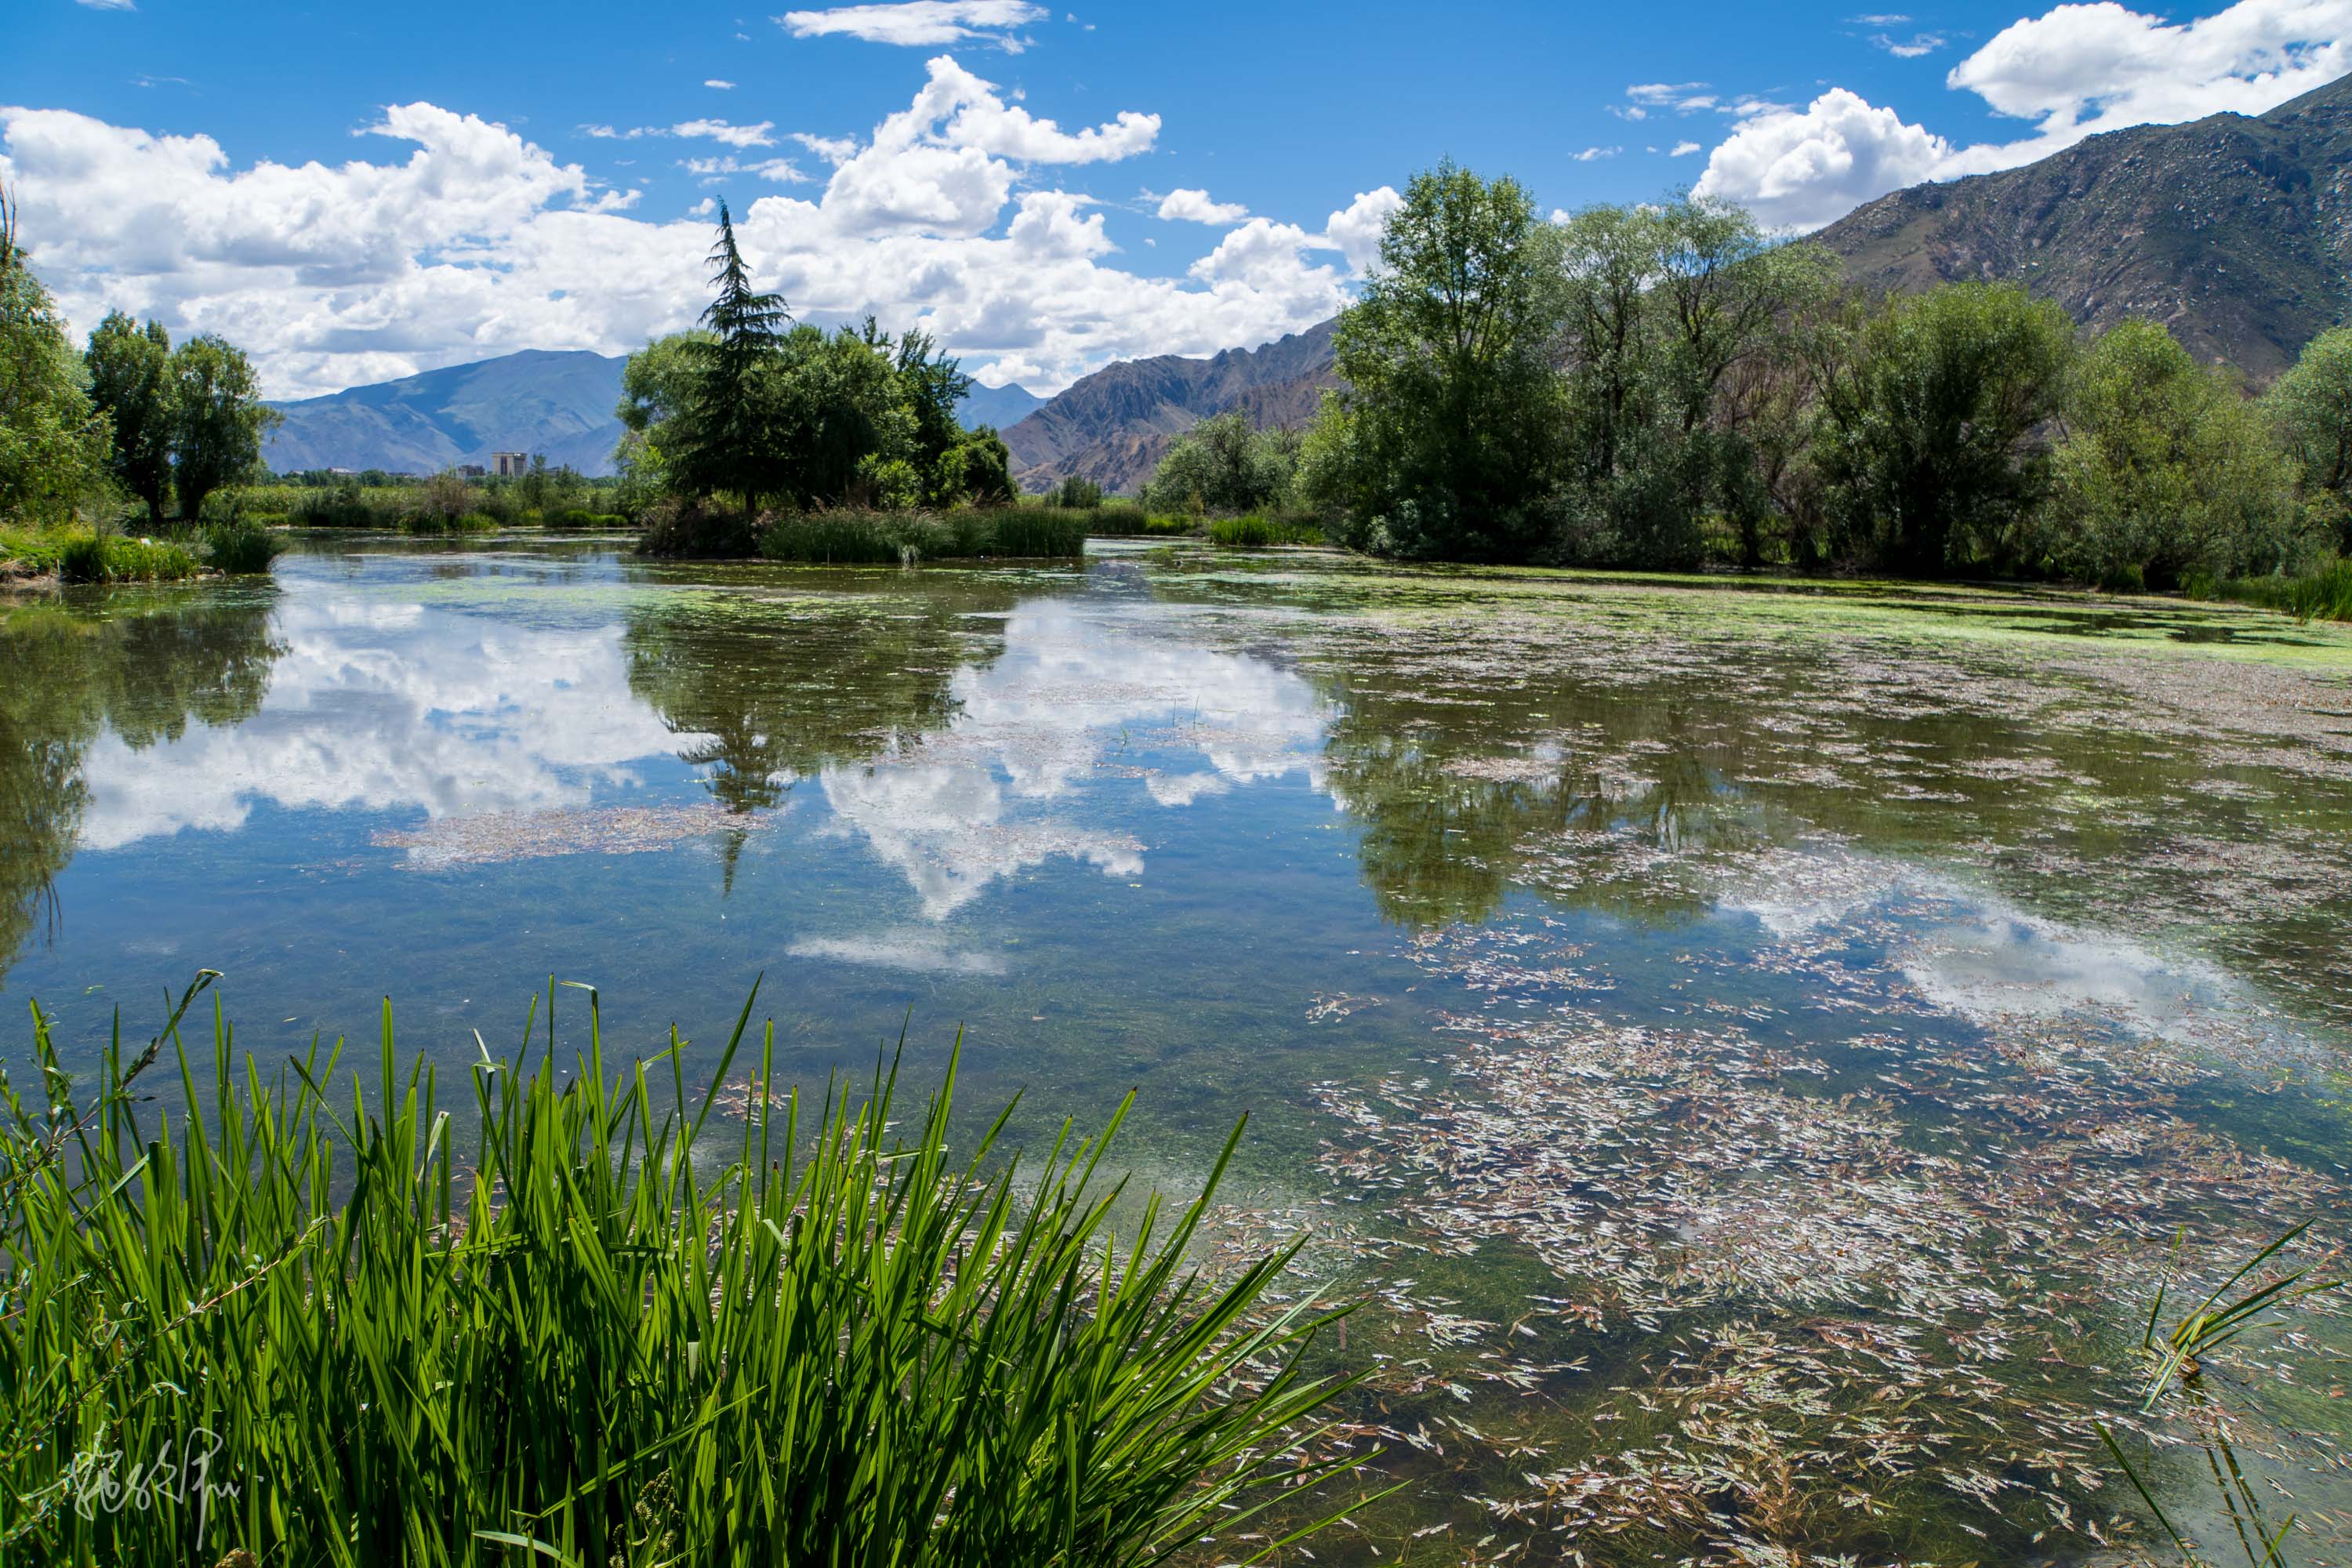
(0, 586, 282, 981)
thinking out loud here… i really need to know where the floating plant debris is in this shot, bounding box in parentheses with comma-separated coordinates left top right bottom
(372, 804, 772, 868)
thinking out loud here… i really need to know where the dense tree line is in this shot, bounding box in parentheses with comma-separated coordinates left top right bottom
(0, 181, 275, 530)
(1288, 163, 2352, 587)
(617, 204, 1014, 525)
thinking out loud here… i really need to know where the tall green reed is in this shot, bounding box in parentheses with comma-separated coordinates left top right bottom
(2190, 560, 2352, 622)
(2096, 1223, 2341, 1566)
(0, 973, 1375, 1566)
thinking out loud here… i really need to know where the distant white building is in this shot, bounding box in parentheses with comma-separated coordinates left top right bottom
(492, 452, 531, 477)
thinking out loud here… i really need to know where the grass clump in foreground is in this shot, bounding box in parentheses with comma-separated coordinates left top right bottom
(57, 530, 201, 583)
(200, 519, 285, 575)
(0, 973, 1373, 1566)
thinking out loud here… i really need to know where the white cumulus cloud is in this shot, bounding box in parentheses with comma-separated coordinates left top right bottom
(1156, 187, 1247, 223)
(1317, 186, 1403, 275)
(1693, 88, 1956, 228)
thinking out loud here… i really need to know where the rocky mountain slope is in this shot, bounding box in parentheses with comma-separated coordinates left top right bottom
(1002, 318, 1338, 493)
(1815, 71, 2352, 380)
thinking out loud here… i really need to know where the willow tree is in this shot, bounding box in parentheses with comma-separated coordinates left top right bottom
(1553, 197, 1836, 568)
(85, 313, 176, 524)
(1810, 282, 2077, 575)
(169, 333, 277, 524)
(2266, 325, 2352, 552)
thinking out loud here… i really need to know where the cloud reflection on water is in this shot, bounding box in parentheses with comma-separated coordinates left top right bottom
(69, 588, 1331, 926)
(75, 593, 688, 851)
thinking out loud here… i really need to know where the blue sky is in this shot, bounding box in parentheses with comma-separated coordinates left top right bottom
(7, 0, 2347, 397)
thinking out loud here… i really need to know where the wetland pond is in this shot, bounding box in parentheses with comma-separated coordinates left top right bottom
(7, 535, 2352, 1566)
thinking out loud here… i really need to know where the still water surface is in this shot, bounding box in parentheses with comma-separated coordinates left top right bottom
(7, 536, 2352, 1563)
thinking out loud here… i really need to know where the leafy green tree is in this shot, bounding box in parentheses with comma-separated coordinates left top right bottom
(1554, 198, 1836, 567)
(891, 326, 979, 500)
(785, 324, 914, 506)
(1140, 412, 1298, 514)
(2041, 320, 2302, 587)
(1315, 161, 1570, 561)
(613, 328, 713, 500)
(169, 334, 276, 523)
(0, 185, 111, 526)
(1811, 282, 2076, 574)
(2264, 325, 2352, 551)
(934, 426, 1015, 506)
(85, 312, 176, 524)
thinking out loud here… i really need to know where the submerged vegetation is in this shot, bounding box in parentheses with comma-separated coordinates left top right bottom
(0, 974, 1371, 1565)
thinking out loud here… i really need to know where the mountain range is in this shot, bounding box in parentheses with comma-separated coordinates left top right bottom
(266, 350, 628, 477)
(270, 72, 2352, 490)
(265, 353, 1044, 478)
(1813, 71, 2352, 380)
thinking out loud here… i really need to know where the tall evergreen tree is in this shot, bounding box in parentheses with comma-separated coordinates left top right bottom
(85, 313, 176, 524)
(678, 201, 792, 511)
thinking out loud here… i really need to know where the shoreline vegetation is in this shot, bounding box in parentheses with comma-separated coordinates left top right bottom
(0, 973, 1378, 1565)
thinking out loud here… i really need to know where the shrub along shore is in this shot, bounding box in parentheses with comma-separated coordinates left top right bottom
(0, 973, 1371, 1566)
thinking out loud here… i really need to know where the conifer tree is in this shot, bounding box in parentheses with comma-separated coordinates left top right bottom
(680, 201, 792, 511)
